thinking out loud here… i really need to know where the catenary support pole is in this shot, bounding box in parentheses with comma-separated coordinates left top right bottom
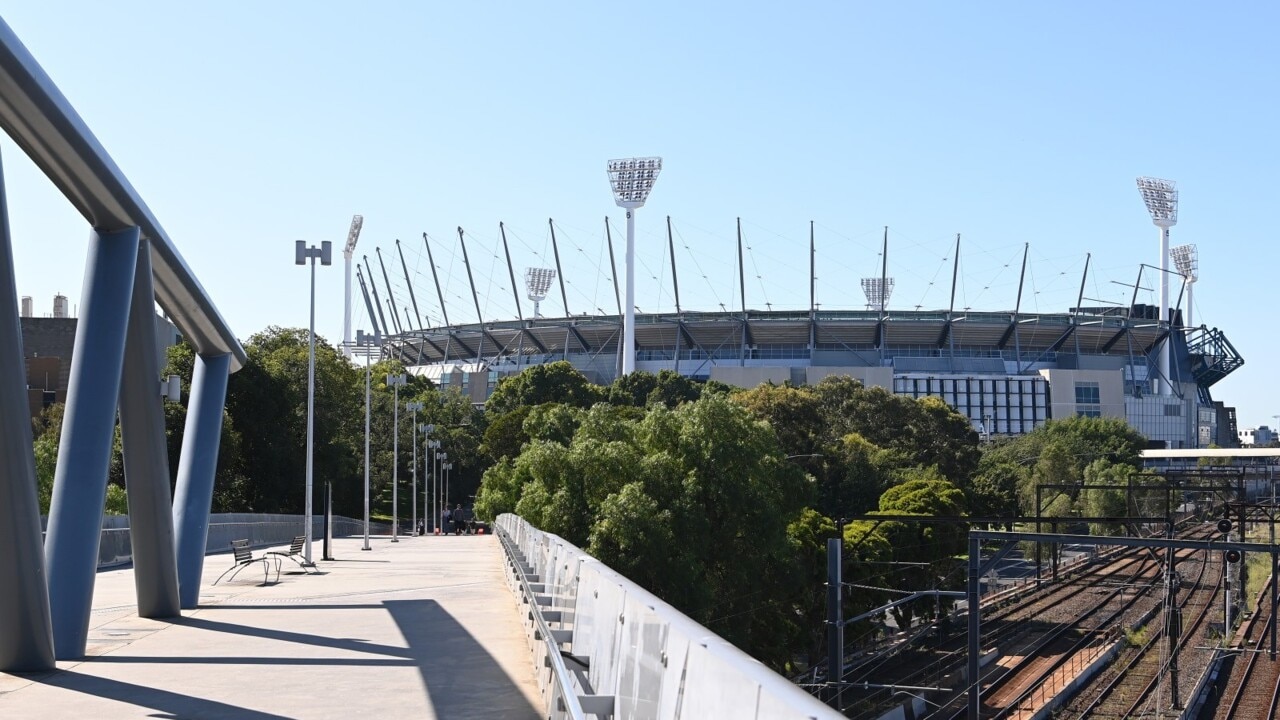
(0, 146, 55, 670)
(826, 537, 843, 707)
(967, 535, 982, 718)
(118, 238, 181, 619)
(45, 225, 140, 658)
(172, 352, 231, 608)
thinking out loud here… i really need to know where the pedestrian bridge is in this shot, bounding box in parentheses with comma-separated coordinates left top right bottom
(1, 515, 837, 719)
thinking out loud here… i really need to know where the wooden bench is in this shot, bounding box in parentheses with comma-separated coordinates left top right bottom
(267, 535, 318, 573)
(214, 539, 279, 585)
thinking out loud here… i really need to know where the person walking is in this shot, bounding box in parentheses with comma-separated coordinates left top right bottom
(453, 504, 466, 535)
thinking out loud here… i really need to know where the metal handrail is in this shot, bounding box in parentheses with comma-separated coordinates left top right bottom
(496, 524, 588, 720)
(0, 19, 246, 370)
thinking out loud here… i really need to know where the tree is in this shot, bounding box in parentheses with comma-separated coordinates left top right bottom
(606, 370, 659, 407)
(1080, 458, 1131, 535)
(483, 361, 603, 415)
(476, 392, 812, 669)
(873, 468, 968, 627)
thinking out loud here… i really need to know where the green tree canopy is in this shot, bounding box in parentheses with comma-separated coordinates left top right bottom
(483, 361, 603, 415)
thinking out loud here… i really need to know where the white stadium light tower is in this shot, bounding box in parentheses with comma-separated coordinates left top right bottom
(861, 277, 895, 311)
(1170, 243, 1198, 328)
(342, 215, 364, 354)
(1136, 177, 1178, 395)
(524, 267, 556, 318)
(607, 156, 662, 376)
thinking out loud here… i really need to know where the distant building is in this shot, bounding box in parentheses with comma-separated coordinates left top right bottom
(1239, 426, 1277, 448)
(21, 315, 180, 423)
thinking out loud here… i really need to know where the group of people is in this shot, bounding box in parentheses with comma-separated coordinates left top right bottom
(415, 504, 476, 536)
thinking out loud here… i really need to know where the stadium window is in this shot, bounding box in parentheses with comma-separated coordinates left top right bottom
(1074, 382, 1100, 405)
(1077, 409, 1102, 418)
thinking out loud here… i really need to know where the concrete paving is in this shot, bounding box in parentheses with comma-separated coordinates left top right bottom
(0, 534, 543, 719)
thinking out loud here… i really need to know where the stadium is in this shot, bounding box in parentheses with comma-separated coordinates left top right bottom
(344, 175, 1243, 450)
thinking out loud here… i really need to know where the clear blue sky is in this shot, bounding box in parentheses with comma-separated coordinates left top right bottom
(3, 3, 1276, 428)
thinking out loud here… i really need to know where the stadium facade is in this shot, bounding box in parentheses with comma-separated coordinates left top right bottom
(367, 281, 1242, 449)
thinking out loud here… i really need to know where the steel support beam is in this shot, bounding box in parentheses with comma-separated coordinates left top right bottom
(45, 225, 139, 659)
(826, 537, 843, 707)
(0, 149, 54, 670)
(118, 239, 180, 618)
(967, 535, 982, 718)
(172, 352, 231, 609)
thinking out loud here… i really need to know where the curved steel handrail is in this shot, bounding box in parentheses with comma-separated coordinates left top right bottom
(0, 18, 246, 370)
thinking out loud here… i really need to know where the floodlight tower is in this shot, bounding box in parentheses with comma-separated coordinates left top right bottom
(1171, 243, 1199, 328)
(525, 267, 557, 318)
(1136, 177, 1178, 395)
(607, 157, 663, 375)
(861, 278, 895, 311)
(342, 215, 364, 354)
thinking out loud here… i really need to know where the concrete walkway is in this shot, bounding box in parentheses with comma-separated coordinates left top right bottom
(0, 534, 542, 719)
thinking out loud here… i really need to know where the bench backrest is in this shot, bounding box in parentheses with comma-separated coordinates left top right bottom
(288, 536, 305, 554)
(231, 541, 254, 564)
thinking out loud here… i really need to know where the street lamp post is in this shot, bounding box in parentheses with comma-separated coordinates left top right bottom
(606, 157, 663, 376)
(426, 439, 440, 531)
(414, 418, 433, 535)
(356, 330, 381, 550)
(424, 427, 440, 530)
(406, 403, 424, 535)
(387, 373, 408, 542)
(295, 239, 332, 564)
(436, 451, 448, 522)
(444, 461, 454, 516)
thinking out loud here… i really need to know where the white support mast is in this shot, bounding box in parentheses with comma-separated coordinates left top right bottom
(343, 215, 364, 354)
(1136, 177, 1178, 395)
(1171, 243, 1198, 328)
(606, 157, 662, 376)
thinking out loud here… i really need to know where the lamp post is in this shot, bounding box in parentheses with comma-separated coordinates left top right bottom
(427, 435, 437, 530)
(356, 330, 381, 550)
(414, 417, 432, 535)
(386, 373, 408, 541)
(444, 462, 454, 517)
(436, 451, 448, 521)
(606, 157, 663, 376)
(295, 239, 332, 564)
(430, 435, 440, 530)
(1136, 176, 1178, 395)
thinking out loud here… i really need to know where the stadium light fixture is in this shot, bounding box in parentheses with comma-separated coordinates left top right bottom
(524, 267, 557, 318)
(861, 277, 895, 312)
(607, 156, 663, 375)
(1171, 243, 1199, 327)
(1136, 176, 1178, 395)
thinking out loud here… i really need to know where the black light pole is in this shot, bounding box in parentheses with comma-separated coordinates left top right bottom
(322, 480, 334, 561)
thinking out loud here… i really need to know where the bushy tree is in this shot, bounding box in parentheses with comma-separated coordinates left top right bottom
(476, 393, 811, 668)
(484, 361, 603, 415)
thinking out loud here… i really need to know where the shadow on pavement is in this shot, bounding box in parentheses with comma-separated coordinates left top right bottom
(386, 599, 541, 720)
(46, 599, 539, 719)
(24, 670, 293, 720)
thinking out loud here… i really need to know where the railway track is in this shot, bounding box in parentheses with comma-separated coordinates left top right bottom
(1213, 574, 1280, 719)
(926, 523, 1226, 720)
(844, 551, 1158, 716)
(1071, 547, 1221, 719)
(930, 553, 1173, 719)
